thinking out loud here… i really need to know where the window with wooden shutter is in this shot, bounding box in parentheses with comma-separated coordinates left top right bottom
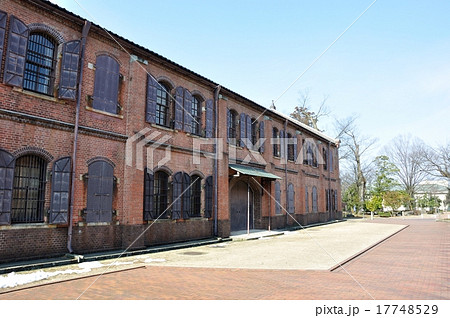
(0, 149, 15, 225)
(92, 55, 120, 114)
(143, 168, 154, 220)
(280, 130, 285, 159)
(154, 170, 169, 219)
(275, 181, 281, 214)
(312, 186, 318, 212)
(246, 115, 252, 148)
(272, 127, 279, 157)
(0, 11, 7, 75)
(191, 96, 202, 136)
(183, 89, 192, 133)
(49, 157, 71, 224)
(145, 75, 158, 124)
(239, 113, 246, 147)
(190, 175, 201, 217)
(23, 33, 57, 96)
(334, 190, 338, 212)
(11, 155, 47, 223)
(288, 183, 295, 214)
(293, 135, 298, 162)
(204, 176, 213, 218)
(326, 189, 330, 212)
(227, 109, 237, 144)
(172, 172, 182, 220)
(287, 133, 294, 161)
(58, 40, 81, 100)
(205, 99, 213, 138)
(251, 118, 258, 150)
(305, 186, 309, 213)
(174, 86, 184, 130)
(85, 160, 114, 223)
(182, 172, 191, 219)
(259, 121, 265, 153)
(3, 15, 29, 87)
(323, 148, 328, 170)
(330, 149, 334, 172)
(156, 82, 170, 127)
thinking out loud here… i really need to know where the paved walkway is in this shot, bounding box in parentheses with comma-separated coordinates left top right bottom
(0, 218, 448, 299)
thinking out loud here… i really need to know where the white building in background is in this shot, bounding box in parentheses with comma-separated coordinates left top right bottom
(415, 180, 449, 212)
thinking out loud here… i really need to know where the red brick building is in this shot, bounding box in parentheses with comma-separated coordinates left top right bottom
(0, 0, 341, 263)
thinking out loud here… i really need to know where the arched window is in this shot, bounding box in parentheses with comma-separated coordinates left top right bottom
(191, 96, 202, 135)
(190, 175, 202, 217)
(273, 127, 279, 157)
(204, 176, 213, 218)
(11, 155, 48, 223)
(227, 109, 238, 144)
(156, 82, 170, 127)
(92, 55, 120, 114)
(154, 170, 169, 218)
(287, 133, 294, 161)
(251, 118, 258, 150)
(23, 32, 57, 96)
(323, 148, 328, 170)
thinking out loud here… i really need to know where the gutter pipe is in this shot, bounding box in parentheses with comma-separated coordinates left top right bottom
(213, 85, 221, 237)
(67, 20, 91, 253)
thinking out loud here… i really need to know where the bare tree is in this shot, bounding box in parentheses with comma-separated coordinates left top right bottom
(385, 135, 428, 208)
(419, 142, 450, 179)
(290, 89, 330, 131)
(335, 116, 377, 211)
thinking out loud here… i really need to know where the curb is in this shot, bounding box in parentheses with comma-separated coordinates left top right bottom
(328, 224, 409, 272)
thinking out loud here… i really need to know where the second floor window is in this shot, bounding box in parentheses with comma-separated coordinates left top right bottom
(92, 55, 120, 114)
(227, 110, 237, 143)
(156, 83, 170, 127)
(191, 96, 202, 135)
(273, 127, 279, 157)
(24, 33, 57, 96)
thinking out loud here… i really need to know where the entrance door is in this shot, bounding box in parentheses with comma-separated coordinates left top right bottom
(230, 181, 253, 232)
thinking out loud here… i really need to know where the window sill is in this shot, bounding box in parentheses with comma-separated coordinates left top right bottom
(186, 133, 207, 140)
(0, 223, 57, 230)
(12, 87, 64, 104)
(85, 106, 124, 119)
(150, 123, 176, 132)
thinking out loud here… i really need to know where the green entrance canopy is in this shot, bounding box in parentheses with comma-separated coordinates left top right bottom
(229, 164, 282, 180)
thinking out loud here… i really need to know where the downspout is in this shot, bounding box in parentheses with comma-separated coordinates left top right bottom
(213, 85, 221, 237)
(328, 140, 332, 221)
(284, 119, 289, 226)
(67, 20, 91, 253)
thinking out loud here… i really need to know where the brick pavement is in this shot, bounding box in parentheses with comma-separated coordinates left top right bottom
(0, 218, 448, 300)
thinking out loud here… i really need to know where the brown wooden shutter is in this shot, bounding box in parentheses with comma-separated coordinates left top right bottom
(86, 160, 114, 223)
(3, 15, 29, 87)
(49, 157, 71, 224)
(172, 172, 182, 219)
(259, 121, 265, 153)
(174, 87, 184, 130)
(0, 11, 7, 75)
(183, 89, 192, 133)
(58, 40, 81, 100)
(205, 99, 213, 138)
(288, 183, 295, 214)
(204, 176, 213, 218)
(143, 168, 154, 220)
(182, 172, 191, 219)
(239, 113, 246, 147)
(275, 181, 281, 214)
(146, 74, 157, 124)
(92, 55, 119, 114)
(0, 149, 15, 225)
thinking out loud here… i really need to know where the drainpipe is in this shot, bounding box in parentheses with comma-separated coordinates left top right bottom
(328, 140, 332, 221)
(67, 20, 91, 253)
(213, 85, 221, 237)
(284, 119, 289, 226)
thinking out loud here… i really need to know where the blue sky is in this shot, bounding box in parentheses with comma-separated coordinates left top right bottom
(50, 0, 449, 152)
